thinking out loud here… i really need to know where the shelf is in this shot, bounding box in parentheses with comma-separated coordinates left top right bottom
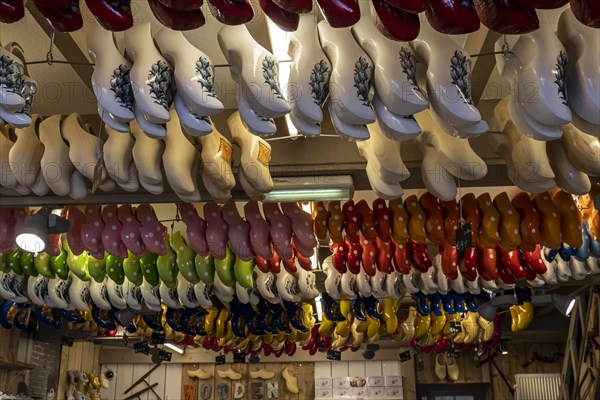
(0, 360, 35, 371)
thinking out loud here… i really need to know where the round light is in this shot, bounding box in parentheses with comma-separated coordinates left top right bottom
(15, 232, 47, 253)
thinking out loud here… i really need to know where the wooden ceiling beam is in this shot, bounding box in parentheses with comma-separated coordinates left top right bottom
(25, 1, 94, 93)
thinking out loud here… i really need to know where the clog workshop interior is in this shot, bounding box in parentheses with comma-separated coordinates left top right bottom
(0, 0, 599, 399)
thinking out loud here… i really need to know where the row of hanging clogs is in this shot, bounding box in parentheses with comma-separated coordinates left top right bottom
(314, 187, 600, 295)
(0, 110, 274, 201)
(2, 0, 598, 32)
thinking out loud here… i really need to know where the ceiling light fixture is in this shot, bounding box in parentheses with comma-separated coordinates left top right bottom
(264, 176, 354, 202)
(15, 208, 70, 254)
(477, 294, 519, 321)
(531, 294, 576, 317)
(163, 343, 184, 355)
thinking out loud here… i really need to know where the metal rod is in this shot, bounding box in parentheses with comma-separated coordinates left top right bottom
(124, 364, 161, 394)
(123, 382, 159, 400)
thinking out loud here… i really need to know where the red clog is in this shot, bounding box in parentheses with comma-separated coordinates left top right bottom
(371, 0, 420, 41)
(375, 236, 394, 273)
(458, 245, 477, 281)
(259, 0, 299, 31)
(316, 0, 360, 28)
(33, 0, 69, 8)
(408, 239, 432, 272)
(383, 0, 428, 13)
(356, 200, 378, 242)
(272, 0, 311, 13)
(392, 240, 411, 274)
(0, 0, 24, 23)
(520, 244, 547, 274)
(373, 198, 392, 243)
(148, 0, 206, 30)
(85, 0, 133, 31)
(476, 245, 498, 281)
(570, 0, 600, 28)
(473, 0, 538, 34)
(208, 0, 254, 25)
(345, 235, 362, 274)
(516, 0, 567, 8)
(342, 200, 361, 243)
(360, 234, 378, 276)
(425, 0, 480, 34)
(441, 243, 459, 280)
(33, 0, 83, 32)
(330, 239, 348, 273)
(498, 245, 527, 278)
(157, 0, 203, 10)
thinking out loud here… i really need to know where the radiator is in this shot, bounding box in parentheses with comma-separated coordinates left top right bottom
(515, 374, 562, 400)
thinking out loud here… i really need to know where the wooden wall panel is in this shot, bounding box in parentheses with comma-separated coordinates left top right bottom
(491, 343, 564, 400)
(56, 341, 102, 399)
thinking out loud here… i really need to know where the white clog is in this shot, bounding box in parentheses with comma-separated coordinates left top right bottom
(254, 269, 279, 304)
(131, 119, 165, 188)
(39, 115, 74, 196)
(288, 111, 320, 137)
(163, 109, 201, 198)
(227, 111, 274, 194)
(419, 142, 457, 201)
(356, 270, 372, 297)
(173, 93, 213, 137)
(87, 26, 135, 123)
(177, 275, 200, 309)
(288, 14, 331, 124)
(496, 12, 571, 127)
(0, 47, 25, 111)
(415, 109, 488, 181)
(8, 114, 43, 188)
(372, 93, 421, 141)
(27, 275, 48, 306)
(411, 22, 481, 128)
(218, 24, 290, 118)
(318, 21, 376, 126)
(61, 113, 108, 183)
(557, 9, 600, 127)
(433, 254, 449, 294)
(0, 126, 18, 188)
(370, 269, 387, 299)
(352, 1, 427, 116)
(141, 281, 162, 312)
(124, 23, 173, 125)
(160, 281, 182, 309)
(90, 278, 112, 310)
(236, 92, 277, 137)
(561, 124, 600, 176)
(195, 124, 235, 192)
(546, 139, 591, 195)
(322, 257, 341, 300)
(327, 99, 370, 141)
(275, 268, 301, 303)
(103, 124, 134, 185)
(98, 103, 130, 133)
(154, 28, 224, 117)
(193, 281, 213, 309)
(385, 272, 403, 299)
(106, 280, 127, 309)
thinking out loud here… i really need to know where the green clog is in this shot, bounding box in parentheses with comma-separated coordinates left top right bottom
(140, 250, 159, 287)
(234, 257, 255, 289)
(87, 254, 107, 283)
(106, 254, 125, 284)
(50, 248, 68, 280)
(34, 252, 54, 278)
(65, 240, 90, 281)
(20, 251, 37, 277)
(7, 250, 22, 275)
(214, 245, 235, 287)
(123, 251, 143, 286)
(171, 231, 199, 284)
(195, 254, 214, 285)
(156, 237, 178, 289)
(0, 253, 10, 273)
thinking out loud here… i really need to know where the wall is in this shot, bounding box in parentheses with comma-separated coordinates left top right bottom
(56, 341, 102, 400)
(491, 343, 564, 399)
(28, 339, 61, 399)
(99, 360, 415, 400)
